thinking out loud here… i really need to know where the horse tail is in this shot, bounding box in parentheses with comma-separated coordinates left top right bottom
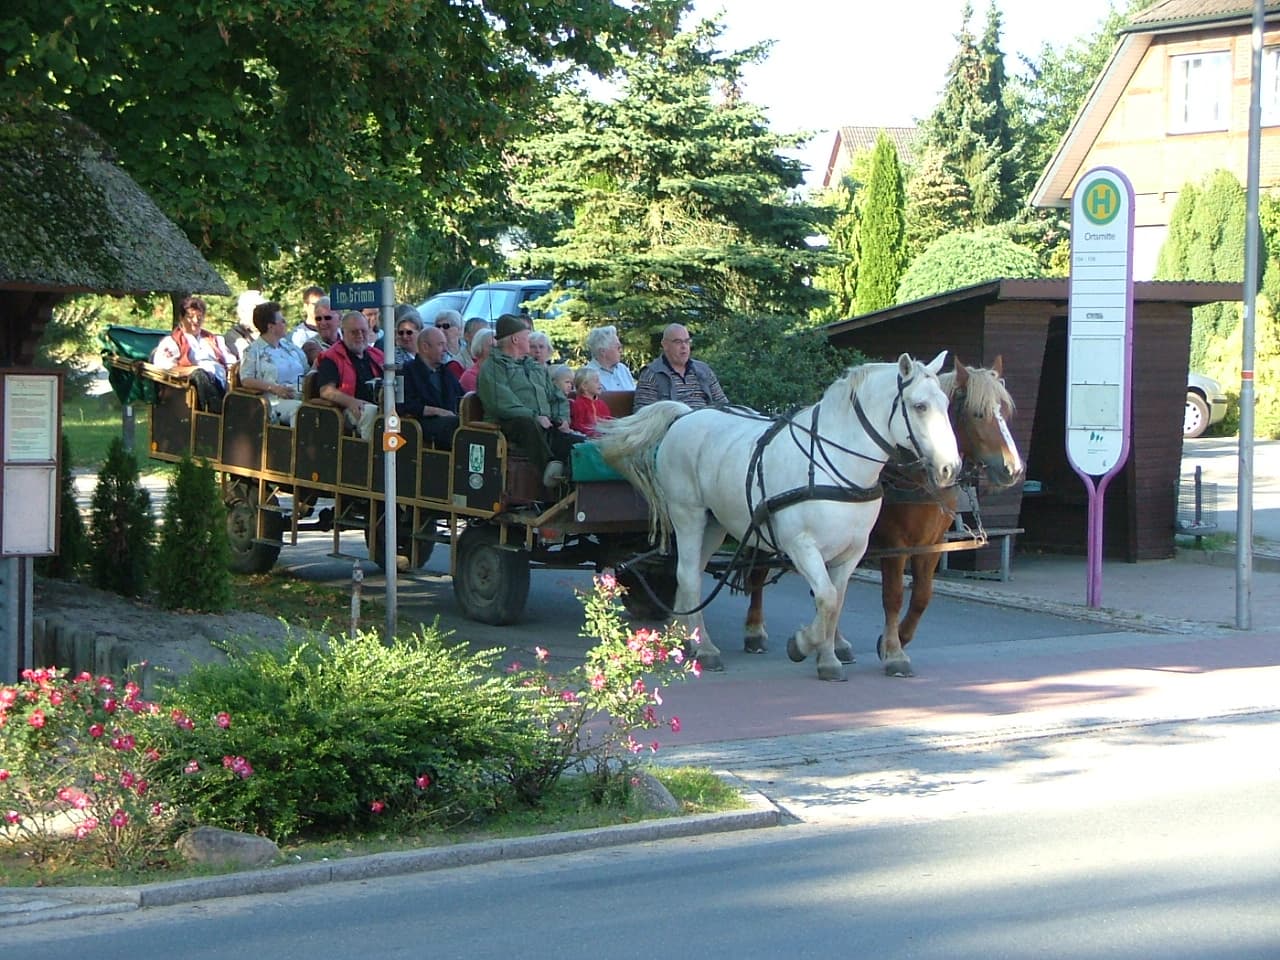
(594, 400, 691, 551)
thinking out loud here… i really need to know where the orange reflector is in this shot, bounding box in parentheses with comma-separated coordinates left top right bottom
(382, 432, 403, 452)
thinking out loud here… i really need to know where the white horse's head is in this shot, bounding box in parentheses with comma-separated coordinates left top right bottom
(869, 351, 962, 490)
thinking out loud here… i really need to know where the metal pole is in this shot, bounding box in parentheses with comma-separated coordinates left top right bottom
(350, 561, 363, 640)
(380, 275, 397, 638)
(1236, 0, 1264, 629)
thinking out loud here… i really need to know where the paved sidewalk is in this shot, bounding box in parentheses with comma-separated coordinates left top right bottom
(6, 544, 1279, 926)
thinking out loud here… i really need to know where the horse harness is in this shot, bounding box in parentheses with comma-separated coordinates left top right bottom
(741, 367, 933, 558)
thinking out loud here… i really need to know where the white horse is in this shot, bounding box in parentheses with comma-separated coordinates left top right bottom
(595, 353, 962, 681)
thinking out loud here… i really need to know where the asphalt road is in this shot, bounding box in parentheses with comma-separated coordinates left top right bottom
(8, 712, 1277, 959)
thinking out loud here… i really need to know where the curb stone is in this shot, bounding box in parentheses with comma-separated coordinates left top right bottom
(0, 783, 781, 927)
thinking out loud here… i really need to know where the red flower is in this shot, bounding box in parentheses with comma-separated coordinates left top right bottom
(415, 774, 432, 790)
(27, 709, 45, 729)
(184, 760, 200, 775)
(370, 800, 386, 814)
(74, 817, 98, 839)
(102, 698, 117, 714)
(669, 716, 682, 733)
(109, 809, 129, 828)
(0, 687, 14, 708)
(215, 712, 231, 729)
(48, 690, 63, 706)
(4, 810, 20, 825)
(88, 723, 105, 738)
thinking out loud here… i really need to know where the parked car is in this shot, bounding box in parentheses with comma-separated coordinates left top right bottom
(415, 289, 468, 327)
(459, 280, 556, 325)
(1185, 370, 1229, 438)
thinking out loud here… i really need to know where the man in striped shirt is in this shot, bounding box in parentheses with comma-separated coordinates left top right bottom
(633, 323, 728, 410)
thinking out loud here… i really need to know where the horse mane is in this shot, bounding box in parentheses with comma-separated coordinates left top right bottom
(940, 364, 1014, 417)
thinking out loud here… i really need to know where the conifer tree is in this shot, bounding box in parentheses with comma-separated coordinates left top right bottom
(812, 177, 861, 322)
(89, 437, 154, 598)
(855, 133, 908, 313)
(904, 148, 972, 259)
(155, 457, 232, 613)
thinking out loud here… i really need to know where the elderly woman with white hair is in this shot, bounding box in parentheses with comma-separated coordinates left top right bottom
(583, 324, 635, 392)
(527, 329, 554, 366)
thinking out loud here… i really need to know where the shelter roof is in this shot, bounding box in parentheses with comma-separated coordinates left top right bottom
(0, 104, 229, 297)
(824, 278, 1244, 336)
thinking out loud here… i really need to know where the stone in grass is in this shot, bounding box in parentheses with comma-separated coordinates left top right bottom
(632, 771, 681, 814)
(175, 826, 280, 869)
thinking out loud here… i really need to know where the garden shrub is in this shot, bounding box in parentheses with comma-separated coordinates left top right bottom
(896, 227, 1042, 303)
(154, 456, 231, 612)
(35, 434, 88, 580)
(88, 436, 154, 597)
(158, 628, 548, 841)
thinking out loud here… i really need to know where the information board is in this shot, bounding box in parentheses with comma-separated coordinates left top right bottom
(1067, 167, 1135, 478)
(0, 371, 61, 556)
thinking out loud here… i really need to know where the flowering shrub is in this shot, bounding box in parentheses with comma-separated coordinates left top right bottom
(509, 574, 698, 804)
(0, 667, 247, 870)
(157, 628, 545, 841)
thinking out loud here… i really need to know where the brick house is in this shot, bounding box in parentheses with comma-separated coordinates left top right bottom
(1033, 0, 1280, 279)
(821, 126, 923, 189)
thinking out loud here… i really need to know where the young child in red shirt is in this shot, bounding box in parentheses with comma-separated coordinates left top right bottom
(569, 368, 613, 437)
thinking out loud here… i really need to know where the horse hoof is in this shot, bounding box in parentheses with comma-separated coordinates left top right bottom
(786, 635, 807, 663)
(817, 662, 847, 682)
(697, 652, 725, 672)
(744, 637, 768, 654)
(883, 658, 914, 678)
(876, 634, 885, 662)
(835, 646, 855, 665)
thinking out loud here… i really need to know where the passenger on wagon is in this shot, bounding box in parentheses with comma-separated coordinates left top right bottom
(583, 324, 635, 392)
(316, 311, 384, 439)
(633, 322, 727, 411)
(569, 368, 613, 437)
(400, 326, 464, 450)
(433, 309, 466, 378)
(238, 301, 308, 425)
(458, 328, 493, 394)
(477, 314, 582, 488)
(152, 295, 231, 412)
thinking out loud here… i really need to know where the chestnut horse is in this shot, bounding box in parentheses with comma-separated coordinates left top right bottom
(741, 358, 1023, 677)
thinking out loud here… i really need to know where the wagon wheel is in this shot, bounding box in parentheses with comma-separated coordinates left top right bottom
(453, 524, 530, 625)
(617, 559, 678, 621)
(223, 482, 283, 574)
(365, 502, 435, 572)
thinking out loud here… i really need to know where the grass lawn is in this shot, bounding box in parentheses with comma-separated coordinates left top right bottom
(0, 768, 746, 887)
(62, 394, 153, 471)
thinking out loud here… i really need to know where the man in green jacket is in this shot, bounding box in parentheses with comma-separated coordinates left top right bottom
(477, 314, 582, 488)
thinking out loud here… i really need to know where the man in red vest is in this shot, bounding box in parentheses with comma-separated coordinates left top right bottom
(316, 311, 384, 438)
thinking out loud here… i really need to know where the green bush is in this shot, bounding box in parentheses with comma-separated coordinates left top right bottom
(154, 457, 231, 612)
(701, 313, 866, 414)
(88, 436, 154, 597)
(158, 629, 547, 841)
(35, 434, 88, 580)
(896, 228, 1042, 303)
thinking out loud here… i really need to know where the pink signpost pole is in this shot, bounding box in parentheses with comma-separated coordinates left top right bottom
(1066, 167, 1135, 608)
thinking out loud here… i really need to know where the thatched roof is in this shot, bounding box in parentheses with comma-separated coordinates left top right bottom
(0, 105, 230, 297)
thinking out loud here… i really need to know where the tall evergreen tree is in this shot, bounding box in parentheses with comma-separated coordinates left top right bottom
(511, 16, 833, 355)
(904, 148, 972, 259)
(978, 0, 1020, 223)
(856, 133, 908, 313)
(812, 177, 861, 322)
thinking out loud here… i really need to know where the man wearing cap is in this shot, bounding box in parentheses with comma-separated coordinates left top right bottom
(477, 313, 582, 488)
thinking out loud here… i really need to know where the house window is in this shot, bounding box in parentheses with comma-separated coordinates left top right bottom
(1169, 51, 1230, 133)
(1264, 46, 1280, 126)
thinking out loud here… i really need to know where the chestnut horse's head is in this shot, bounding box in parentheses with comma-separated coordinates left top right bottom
(943, 356, 1024, 488)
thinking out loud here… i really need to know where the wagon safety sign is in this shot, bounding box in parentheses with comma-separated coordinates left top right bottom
(1067, 167, 1134, 479)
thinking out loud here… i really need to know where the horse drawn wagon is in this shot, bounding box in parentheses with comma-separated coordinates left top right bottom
(102, 329, 1020, 679)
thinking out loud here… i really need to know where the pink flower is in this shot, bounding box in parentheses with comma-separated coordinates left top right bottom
(559, 690, 578, 703)
(215, 712, 231, 729)
(415, 774, 432, 790)
(57, 787, 90, 810)
(102, 698, 117, 714)
(48, 690, 64, 706)
(598, 572, 617, 591)
(590, 672, 606, 691)
(27, 709, 45, 729)
(632, 678, 646, 694)
(370, 800, 386, 814)
(221, 756, 253, 779)
(0, 687, 14, 708)
(145, 748, 161, 762)
(171, 709, 194, 731)
(110, 733, 136, 752)
(4, 810, 20, 825)
(625, 736, 642, 754)
(93, 772, 106, 782)
(669, 716, 682, 733)
(649, 741, 660, 753)
(151, 802, 163, 817)
(97, 676, 114, 691)
(74, 671, 92, 684)
(505, 661, 523, 673)
(671, 647, 685, 664)
(74, 818, 99, 839)
(640, 649, 655, 666)
(0, 769, 9, 782)
(690, 660, 702, 678)
(184, 759, 200, 775)
(135, 780, 149, 796)
(534, 646, 549, 663)
(119, 771, 136, 789)
(88, 723, 104, 738)
(109, 809, 129, 828)
(643, 706, 657, 725)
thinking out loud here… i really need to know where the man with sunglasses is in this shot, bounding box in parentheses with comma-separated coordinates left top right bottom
(433, 309, 466, 379)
